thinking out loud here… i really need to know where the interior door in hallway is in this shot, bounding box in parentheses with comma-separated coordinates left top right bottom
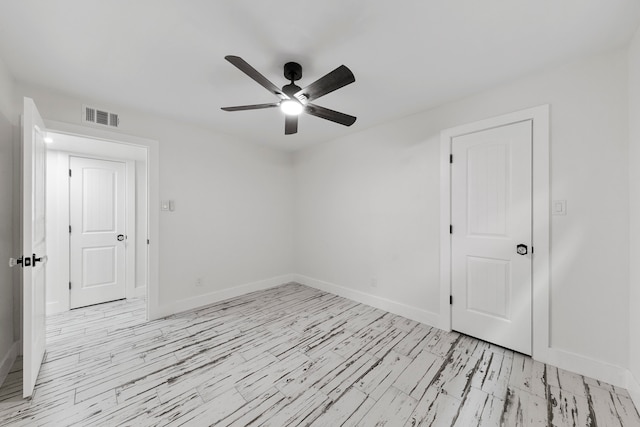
(70, 156, 127, 309)
(451, 120, 533, 355)
(21, 97, 48, 397)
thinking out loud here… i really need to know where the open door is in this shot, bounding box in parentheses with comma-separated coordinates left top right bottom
(22, 97, 47, 397)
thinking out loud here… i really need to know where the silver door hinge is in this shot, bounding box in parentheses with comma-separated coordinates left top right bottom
(449, 154, 453, 163)
(69, 169, 72, 177)
(450, 295, 453, 305)
(69, 282, 71, 290)
(449, 225, 452, 234)
(69, 225, 72, 233)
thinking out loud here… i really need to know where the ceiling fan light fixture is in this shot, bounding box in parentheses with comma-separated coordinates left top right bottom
(280, 99, 303, 116)
(221, 56, 356, 134)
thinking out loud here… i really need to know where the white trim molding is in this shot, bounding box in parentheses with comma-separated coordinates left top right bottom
(542, 347, 628, 389)
(0, 341, 19, 388)
(439, 105, 550, 360)
(133, 286, 147, 300)
(294, 274, 440, 327)
(154, 275, 295, 319)
(628, 371, 640, 412)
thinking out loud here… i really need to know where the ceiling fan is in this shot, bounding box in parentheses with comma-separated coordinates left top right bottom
(221, 55, 356, 135)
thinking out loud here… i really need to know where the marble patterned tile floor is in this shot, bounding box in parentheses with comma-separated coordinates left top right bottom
(0, 282, 638, 426)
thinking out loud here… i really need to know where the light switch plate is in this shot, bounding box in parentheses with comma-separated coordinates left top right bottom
(161, 200, 170, 211)
(552, 200, 566, 215)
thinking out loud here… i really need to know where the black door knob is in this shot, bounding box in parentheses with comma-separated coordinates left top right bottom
(117, 234, 125, 241)
(517, 244, 528, 255)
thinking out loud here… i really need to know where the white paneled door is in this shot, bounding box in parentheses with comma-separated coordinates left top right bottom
(451, 120, 532, 355)
(22, 98, 48, 397)
(70, 157, 127, 309)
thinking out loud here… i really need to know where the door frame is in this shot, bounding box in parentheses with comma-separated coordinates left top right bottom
(439, 105, 550, 360)
(44, 120, 160, 321)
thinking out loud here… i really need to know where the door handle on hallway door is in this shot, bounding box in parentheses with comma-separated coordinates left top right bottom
(117, 234, 125, 241)
(32, 254, 47, 266)
(516, 244, 528, 255)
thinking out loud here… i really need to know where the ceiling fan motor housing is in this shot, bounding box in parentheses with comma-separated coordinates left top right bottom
(284, 62, 302, 82)
(282, 83, 302, 97)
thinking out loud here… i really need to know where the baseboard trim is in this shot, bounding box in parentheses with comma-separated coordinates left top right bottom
(154, 274, 294, 318)
(294, 274, 440, 328)
(539, 347, 628, 389)
(0, 341, 19, 387)
(627, 371, 640, 412)
(133, 287, 146, 299)
(46, 301, 67, 316)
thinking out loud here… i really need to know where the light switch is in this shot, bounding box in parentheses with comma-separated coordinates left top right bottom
(161, 200, 170, 211)
(552, 200, 566, 215)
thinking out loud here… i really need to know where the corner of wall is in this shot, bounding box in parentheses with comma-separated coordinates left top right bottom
(0, 53, 19, 383)
(293, 274, 440, 328)
(0, 341, 18, 388)
(628, 22, 640, 403)
(151, 274, 294, 320)
(628, 370, 640, 414)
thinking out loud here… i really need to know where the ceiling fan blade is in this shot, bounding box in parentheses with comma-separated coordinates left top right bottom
(285, 115, 298, 135)
(305, 104, 357, 126)
(225, 55, 288, 99)
(221, 103, 279, 112)
(294, 65, 355, 102)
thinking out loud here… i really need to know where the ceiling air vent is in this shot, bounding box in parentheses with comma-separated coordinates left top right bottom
(82, 105, 120, 128)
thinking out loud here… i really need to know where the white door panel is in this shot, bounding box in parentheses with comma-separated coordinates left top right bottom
(70, 157, 126, 308)
(451, 120, 532, 355)
(22, 97, 47, 397)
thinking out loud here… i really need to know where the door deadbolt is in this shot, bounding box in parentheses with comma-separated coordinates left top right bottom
(117, 234, 125, 241)
(516, 244, 528, 255)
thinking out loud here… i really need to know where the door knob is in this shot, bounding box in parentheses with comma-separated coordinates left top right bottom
(516, 244, 528, 255)
(32, 254, 48, 266)
(9, 257, 23, 267)
(10, 256, 31, 267)
(117, 234, 125, 241)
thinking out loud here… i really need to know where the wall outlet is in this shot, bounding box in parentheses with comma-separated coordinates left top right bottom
(195, 277, 203, 287)
(370, 277, 378, 288)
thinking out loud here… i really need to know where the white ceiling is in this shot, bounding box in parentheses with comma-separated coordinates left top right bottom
(1, 1, 639, 151)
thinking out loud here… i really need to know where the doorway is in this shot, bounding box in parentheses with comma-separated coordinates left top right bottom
(451, 120, 532, 355)
(44, 133, 148, 314)
(19, 98, 159, 397)
(439, 105, 550, 359)
(69, 156, 128, 308)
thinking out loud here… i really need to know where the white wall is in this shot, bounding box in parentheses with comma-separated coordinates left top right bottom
(3, 45, 634, 393)
(15, 82, 294, 315)
(627, 24, 640, 404)
(0, 55, 16, 381)
(294, 49, 630, 370)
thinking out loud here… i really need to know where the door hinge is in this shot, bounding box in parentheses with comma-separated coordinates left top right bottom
(449, 225, 452, 234)
(69, 282, 71, 290)
(449, 154, 453, 164)
(531, 246, 534, 254)
(147, 239, 150, 245)
(69, 225, 72, 233)
(450, 295, 453, 305)
(69, 169, 72, 177)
